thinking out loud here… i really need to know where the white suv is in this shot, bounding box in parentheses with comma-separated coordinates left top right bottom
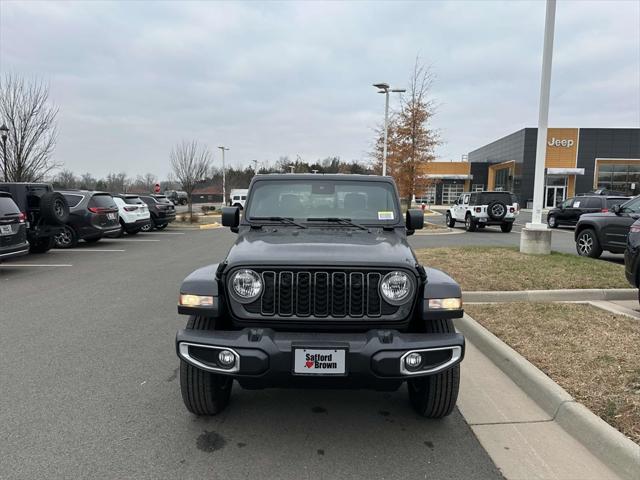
(446, 191, 519, 232)
(112, 194, 151, 235)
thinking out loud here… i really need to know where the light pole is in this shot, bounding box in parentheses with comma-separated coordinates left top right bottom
(218, 146, 229, 206)
(373, 83, 405, 176)
(0, 123, 8, 182)
(520, 0, 556, 254)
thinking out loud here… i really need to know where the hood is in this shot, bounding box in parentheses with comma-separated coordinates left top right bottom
(224, 227, 418, 269)
(580, 212, 617, 219)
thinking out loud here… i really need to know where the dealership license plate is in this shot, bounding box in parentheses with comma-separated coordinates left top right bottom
(293, 348, 346, 375)
(107, 213, 116, 220)
(0, 225, 12, 235)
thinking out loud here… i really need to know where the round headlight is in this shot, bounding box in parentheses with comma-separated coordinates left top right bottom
(380, 271, 413, 305)
(230, 269, 263, 302)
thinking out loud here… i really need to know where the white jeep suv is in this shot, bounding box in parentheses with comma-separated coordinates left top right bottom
(446, 191, 519, 232)
(112, 194, 151, 235)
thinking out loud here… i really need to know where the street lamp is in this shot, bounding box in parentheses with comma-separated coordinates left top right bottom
(0, 123, 8, 182)
(218, 146, 230, 206)
(373, 83, 405, 176)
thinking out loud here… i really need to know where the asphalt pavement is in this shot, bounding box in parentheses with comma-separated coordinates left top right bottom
(0, 229, 502, 480)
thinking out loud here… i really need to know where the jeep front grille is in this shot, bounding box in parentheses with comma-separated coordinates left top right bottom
(242, 269, 399, 318)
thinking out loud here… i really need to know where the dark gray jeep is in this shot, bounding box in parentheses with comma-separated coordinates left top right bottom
(175, 174, 465, 418)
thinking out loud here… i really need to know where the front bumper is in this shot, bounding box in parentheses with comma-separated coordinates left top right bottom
(176, 327, 464, 390)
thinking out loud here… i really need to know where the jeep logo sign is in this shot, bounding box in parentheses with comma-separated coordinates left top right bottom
(547, 137, 574, 148)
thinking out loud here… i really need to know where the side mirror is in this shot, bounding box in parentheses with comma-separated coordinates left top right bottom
(406, 209, 424, 233)
(222, 206, 240, 231)
(612, 204, 622, 215)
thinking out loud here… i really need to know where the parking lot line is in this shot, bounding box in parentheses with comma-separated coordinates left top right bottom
(49, 249, 126, 252)
(105, 239, 160, 242)
(142, 232, 184, 235)
(0, 263, 72, 267)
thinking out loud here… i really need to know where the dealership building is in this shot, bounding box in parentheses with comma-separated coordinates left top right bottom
(421, 128, 640, 206)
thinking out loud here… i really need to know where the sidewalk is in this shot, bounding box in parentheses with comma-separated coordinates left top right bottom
(458, 341, 621, 479)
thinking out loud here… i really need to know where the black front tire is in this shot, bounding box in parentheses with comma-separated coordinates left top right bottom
(408, 318, 460, 418)
(445, 212, 455, 228)
(547, 215, 558, 228)
(500, 222, 513, 233)
(576, 229, 603, 258)
(180, 316, 233, 416)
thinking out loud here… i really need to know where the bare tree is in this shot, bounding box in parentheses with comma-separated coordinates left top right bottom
(53, 169, 77, 189)
(79, 172, 97, 190)
(143, 173, 157, 192)
(0, 74, 59, 181)
(105, 172, 130, 193)
(170, 140, 212, 220)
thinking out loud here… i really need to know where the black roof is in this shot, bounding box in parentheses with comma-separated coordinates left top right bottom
(253, 173, 393, 182)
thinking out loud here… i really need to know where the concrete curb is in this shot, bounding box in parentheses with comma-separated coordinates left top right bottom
(457, 314, 640, 480)
(464, 288, 637, 303)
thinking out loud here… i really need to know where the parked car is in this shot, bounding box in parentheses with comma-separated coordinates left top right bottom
(0, 191, 29, 261)
(575, 196, 640, 258)
(0, 182, 69, 253)
(229, 188, 248, 209)
(547, 195, 630, 228)
(139, 194, 176, 230)
(164, 190, 188, 206)
(624, 219, 640, 303)
(112, 194, 151, 235)
(55, 191, 121, 248)
(175, 174, 464, 418)
(446, 191, 519, 232)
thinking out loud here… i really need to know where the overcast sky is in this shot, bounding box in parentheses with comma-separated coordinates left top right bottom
(1, 0, 639, 179)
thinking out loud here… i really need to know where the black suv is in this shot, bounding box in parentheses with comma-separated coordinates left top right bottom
(55, 191, 120, 248)
(175, 174, 464, 418)
(575, 196, 640, 258)
(547, 195, 630, 228)
(0, 192, 29, 261)
(0, 182, 69, 253)
(139, 194, 176, 230)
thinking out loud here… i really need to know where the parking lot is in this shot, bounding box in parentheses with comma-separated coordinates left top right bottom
(0, 227, 505, 480)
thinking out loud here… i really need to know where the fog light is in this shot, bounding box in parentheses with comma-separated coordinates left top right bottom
(218, 350, 236, 367)
(405, 352, 422, 369)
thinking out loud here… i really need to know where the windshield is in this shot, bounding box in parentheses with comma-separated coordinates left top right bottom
(246, 179, 400, 223)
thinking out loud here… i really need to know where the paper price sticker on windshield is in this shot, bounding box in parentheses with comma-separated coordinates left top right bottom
(378, 211, 394, 220)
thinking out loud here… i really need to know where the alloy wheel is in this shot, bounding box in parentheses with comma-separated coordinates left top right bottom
(54, 227, 73, 247)
(578, 234, 593, 255)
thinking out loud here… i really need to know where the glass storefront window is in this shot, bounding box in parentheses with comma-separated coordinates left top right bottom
(597, 162, 640, 194)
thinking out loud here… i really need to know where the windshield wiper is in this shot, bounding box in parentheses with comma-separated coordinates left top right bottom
(306, 217, 368, 231)
(249, 216, 307, 229)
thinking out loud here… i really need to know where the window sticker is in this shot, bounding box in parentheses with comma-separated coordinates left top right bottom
(378, 211, 394, 220)
(573, 201, 581, 208)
